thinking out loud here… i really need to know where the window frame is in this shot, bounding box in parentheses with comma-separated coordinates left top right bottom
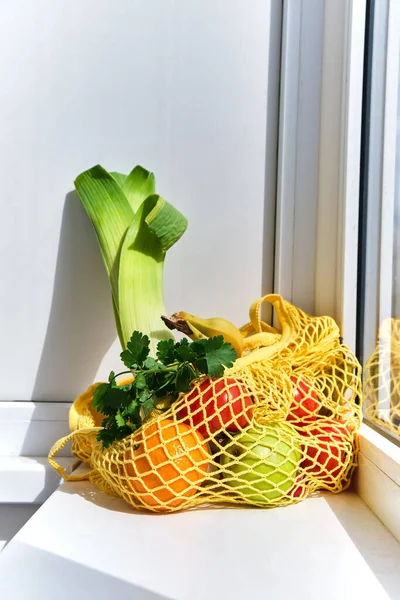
(358, 0, 400, 366)
(358, 0, 400, 435)
(276, 0, 400, 541)
(355, 0, 400, 540)
(275, 0, 365, 350)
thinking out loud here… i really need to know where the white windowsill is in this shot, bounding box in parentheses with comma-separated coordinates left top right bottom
(0, 504, 40, 553)
(0, 466, 400, 600)
(0, 424, 399, 598)
(0, 402, 71, 456)
(0, 401, 75, 505)
(0, 456, 78, 504)
(0, 417, 399, 599)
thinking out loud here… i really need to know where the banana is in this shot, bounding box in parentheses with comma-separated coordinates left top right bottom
(242, 331, 281, 352)
(161, 312, 243, 356)
(240, 320, 281, 352)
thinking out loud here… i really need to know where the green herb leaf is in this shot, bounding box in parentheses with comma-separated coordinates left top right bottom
(134, 372, 148, 390)
(191, 338, 208, 355)
(92, 383, 112, 414)
(120, 331, 150, 368)
(115, 410, 125, 427)
(174, 338, 197, 363)
(125, 399, 139, 417)
(101, 386, 130, 414)
(156, 339, 175, 365)
(117, 382, 134, 392)
(137, 388, 155, 417)
(175, 363, 197, 392)
(142, 397, 156, 414)
(96, 428, 118, 448)
(203, 335, 237, 377)
(143, 356, 163, 371)
(137, 388, 152, 405)
(94, 331, 237, 448)
(101, 415, 117, 429)
(193, 357, 208, 374)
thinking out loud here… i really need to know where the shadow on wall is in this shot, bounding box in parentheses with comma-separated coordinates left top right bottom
(31, 191, 116, 402)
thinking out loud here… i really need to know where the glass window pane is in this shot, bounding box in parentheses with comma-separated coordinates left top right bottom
(360, 0, 400, 442)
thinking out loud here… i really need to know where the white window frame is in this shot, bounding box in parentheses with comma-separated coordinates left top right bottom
(360, 0, 400, 426)
(276, 0, 400, 542)
(357, 0, 400, 540)
(276, 0, 364, 348)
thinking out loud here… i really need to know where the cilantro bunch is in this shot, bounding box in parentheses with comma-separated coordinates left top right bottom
(92, 331, 237, 448)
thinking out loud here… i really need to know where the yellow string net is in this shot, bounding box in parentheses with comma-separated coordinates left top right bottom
(49, 294, 362, 512)
(364, 318, 400, 437)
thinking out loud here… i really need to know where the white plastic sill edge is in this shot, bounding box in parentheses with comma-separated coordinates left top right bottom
(359, 422, 400, 484)
(0, 401, 71, 457)
(0, 401, 76, 504)
(355, 423, 400, 542)
(0, 456, 78, 504)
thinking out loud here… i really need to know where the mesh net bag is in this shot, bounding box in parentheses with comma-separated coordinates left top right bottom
(49, 294, 362, 512)
(364, 318, 400, 437)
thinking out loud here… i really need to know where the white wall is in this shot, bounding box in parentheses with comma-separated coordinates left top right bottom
(0, 0, 276, 401)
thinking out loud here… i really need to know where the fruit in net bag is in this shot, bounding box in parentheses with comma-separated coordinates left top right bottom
(48, 293, 362, 513)
(299, 418, 352, 484)
(177, 377, 254, 439)
(124, 419, 210, 511)
(287, 375, 319, 423)
(221, 423, 302, 504)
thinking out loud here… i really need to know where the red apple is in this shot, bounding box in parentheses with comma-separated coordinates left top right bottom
(287, 375, 319, 422)
(177, 378, 253, 439)
(300, 418, 352, 484)
(288, 474, 307, 499)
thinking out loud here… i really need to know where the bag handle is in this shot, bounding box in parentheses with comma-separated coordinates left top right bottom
(229, 294, 295, 371)
(48, 427, 101, 481)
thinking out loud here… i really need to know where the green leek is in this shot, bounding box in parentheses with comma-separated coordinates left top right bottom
(74, 165, 187, 354)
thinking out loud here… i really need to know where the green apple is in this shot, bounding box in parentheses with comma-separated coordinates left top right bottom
(220, 423, 302, 504)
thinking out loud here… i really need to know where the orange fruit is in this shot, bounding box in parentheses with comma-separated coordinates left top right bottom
(125, 418, 210, 511)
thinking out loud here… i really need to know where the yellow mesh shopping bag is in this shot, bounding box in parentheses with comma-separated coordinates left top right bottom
(49, 294, 362, 512)
(364, 318, 400, 436)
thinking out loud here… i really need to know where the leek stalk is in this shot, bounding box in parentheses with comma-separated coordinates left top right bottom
(74, 165, 187, 354)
